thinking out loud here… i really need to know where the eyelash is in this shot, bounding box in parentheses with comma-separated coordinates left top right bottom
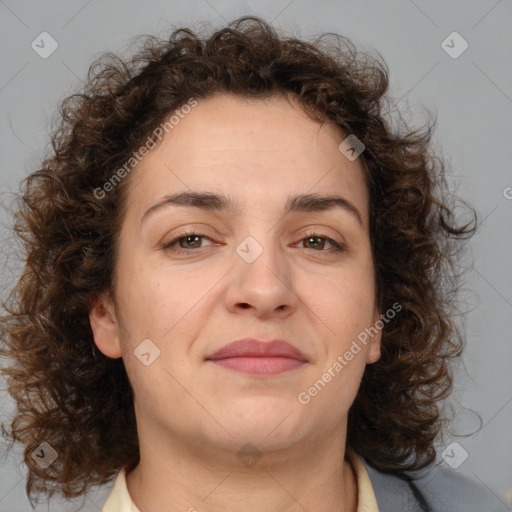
(161, 230, 345, 255)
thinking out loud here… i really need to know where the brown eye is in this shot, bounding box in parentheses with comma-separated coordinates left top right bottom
(299, 232, 345, 253)
(303, 236, 327, 250)
(162, 232, 214, 253)
(178, 235, 203, 249)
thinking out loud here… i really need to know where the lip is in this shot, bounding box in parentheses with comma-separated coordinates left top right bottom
(206, 338, 308, 375)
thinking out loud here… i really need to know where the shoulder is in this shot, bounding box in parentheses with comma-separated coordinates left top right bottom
(362, 458, 507, 512)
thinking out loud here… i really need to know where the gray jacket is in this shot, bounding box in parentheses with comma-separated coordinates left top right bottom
(364, 459, 508, 511)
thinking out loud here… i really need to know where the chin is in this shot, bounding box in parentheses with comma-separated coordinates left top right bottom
(220, 398, 304, 443)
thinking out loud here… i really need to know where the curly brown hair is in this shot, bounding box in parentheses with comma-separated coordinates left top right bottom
(0, 15, 476, 506)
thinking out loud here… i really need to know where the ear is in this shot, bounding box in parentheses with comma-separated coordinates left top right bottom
(366, 306, 382, 364)
(89, 291, 122, 359)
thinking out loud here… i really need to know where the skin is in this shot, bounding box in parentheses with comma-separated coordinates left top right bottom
(89, 92, 381, 512)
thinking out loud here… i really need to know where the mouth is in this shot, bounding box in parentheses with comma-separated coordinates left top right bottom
(205, 338, 308, 376)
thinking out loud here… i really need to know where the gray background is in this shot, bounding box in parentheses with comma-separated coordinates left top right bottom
(0, 0, 511, 510)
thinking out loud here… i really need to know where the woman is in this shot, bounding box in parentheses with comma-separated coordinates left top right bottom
(0, 16, 500, 512)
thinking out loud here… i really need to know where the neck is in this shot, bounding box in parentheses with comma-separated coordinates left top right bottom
(125, 424, 358, 512)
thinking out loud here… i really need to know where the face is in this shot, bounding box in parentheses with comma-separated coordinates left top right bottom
(90, 93, 381, 460)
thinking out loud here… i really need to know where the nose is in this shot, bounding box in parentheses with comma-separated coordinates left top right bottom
(224, 235, 298, 319)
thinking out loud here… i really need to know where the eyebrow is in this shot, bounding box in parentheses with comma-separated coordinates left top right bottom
(140, 191, 363, 227)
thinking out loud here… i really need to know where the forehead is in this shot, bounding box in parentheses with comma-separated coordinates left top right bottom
(125, 93, 369, 225)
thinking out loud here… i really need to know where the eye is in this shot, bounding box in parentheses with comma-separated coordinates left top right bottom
(161, 231, 215, 254)
(161, 230, 345, 256)
(298, 231, 345, 253)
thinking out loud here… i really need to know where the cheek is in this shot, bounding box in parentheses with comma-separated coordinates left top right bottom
(114, 256, 225, 367)
(302, 274, 375, 413)
(114, 261, 193, 343)
(316, 267, 376, 333)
